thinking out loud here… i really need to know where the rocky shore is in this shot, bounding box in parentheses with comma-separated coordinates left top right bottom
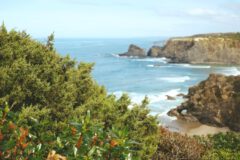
(118, 33, 240, 132)
(168, 74, 240, 131)
(119, 33, 240, 64)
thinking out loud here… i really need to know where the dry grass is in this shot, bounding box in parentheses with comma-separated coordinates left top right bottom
(152, 127, 206, 160)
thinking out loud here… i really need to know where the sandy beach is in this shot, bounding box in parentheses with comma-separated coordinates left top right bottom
(164, 119, 230, 136)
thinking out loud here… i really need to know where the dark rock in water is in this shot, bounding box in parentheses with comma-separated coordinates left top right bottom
(119, 44, 146, 57)
(166, 95, 176, 100)
(176, 93, 186, 97)
(168, 74, 240, 131)
(147, 46, 161, 57)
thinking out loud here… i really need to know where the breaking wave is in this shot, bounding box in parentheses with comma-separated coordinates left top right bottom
(113, 88, 181, 104)
(157, 76, 191, 83)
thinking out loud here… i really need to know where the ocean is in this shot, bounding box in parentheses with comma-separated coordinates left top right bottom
(53, 38, 240, 125)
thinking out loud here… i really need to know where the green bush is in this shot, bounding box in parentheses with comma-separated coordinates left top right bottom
(202, 132, 240, 160)
(0, 23, 159, 159)
(0, 104, 133, 159)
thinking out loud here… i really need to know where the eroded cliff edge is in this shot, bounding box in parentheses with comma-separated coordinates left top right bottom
(168, 74, 240, 131)
(148, 33, 240, 64)
(119, 33, 240, 64)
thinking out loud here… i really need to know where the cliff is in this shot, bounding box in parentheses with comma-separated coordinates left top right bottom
(148, 33, 240, 64)
(168, 74, 240, 131)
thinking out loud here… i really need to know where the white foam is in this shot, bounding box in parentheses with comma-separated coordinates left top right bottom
(113, 88, 181, 104)
(221, 67, 240, 76)
(174, 64, 211, 69)
(111, 54, 120, 58)
(187, 65, 211, 69)
(132, 57, 168, 63)
(111, 54, 136, 59)
(147, 64, 172, 68)
(157, 76, 191, 83)
(159, 111, 177, 121)
(147, 64, 154, 68)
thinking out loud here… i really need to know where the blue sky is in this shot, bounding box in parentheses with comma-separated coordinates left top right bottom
(1, 0, 240, 38)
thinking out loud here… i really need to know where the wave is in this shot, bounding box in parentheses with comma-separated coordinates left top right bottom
(147, 64, 172, 68)
(220, 67, 240, 76)
(112, 88, 181, 104)
(111, 54, 120, 58)
(147, 64, 154, 68)
(112, 54, 141, 59)
(174, 64, 211, 69)
(158, 111, 177, 121)
(111, 54, 137, 59)
(132, 57, 168, 63)
(157, 76, 191, 83)
(112, 55, 169, 64)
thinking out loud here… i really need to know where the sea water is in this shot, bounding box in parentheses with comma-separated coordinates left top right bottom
(53, 38, 240, 124)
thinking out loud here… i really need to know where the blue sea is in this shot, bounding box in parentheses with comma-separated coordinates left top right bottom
(53, 38, 240, 125)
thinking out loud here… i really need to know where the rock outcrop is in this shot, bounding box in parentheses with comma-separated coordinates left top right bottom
(119, 44, 146, 57)
(147, 46, 161, 57)
(149, 33, 240, 64)
(118, 33, 240, 64)
(168, 74, 240, 131)
(166, 95, 176, 100)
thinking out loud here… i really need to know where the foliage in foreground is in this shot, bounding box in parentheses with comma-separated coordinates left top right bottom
(1, 23, 240, 159)
(0, 23, 159, 159)
(0, 105, 132, 159)
(152, 127, 240, 160)
(202, 132, 240, 160)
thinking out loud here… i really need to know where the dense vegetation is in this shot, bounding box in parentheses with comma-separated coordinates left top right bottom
(0, 23, 159, 159)
(0, 23, 240, 159)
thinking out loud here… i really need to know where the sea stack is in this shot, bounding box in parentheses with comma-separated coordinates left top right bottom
(119, 44, 146, 57)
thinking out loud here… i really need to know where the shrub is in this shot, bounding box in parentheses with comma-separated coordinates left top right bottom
(0, 24, 159, 159)
(0, 104, 133, 159)
(202, 132, 240, 159)
(152, 127, 206, 160)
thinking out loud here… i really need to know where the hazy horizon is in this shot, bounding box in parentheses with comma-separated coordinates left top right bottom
(1, 0, 240, 38)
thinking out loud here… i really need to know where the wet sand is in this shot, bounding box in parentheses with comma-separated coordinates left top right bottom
(164, 119, 229, 136)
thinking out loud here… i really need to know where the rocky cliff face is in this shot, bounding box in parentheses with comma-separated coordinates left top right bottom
(149, 33, 240, 64)
(147, 46, 161, 57)
(168, 74, 240, 131)
(119, 44, 146, 57)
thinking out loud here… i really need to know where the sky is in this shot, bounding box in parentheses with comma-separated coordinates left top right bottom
(1, 0, 240, 38)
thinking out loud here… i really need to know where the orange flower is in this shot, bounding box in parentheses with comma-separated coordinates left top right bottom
(19, 128, 28, 144)
(8, 122, 16, 130)
(110, 140, 118, 148)
(20, 127, 28, 136)
(99, 141, 104, 146)
(0, 131, 3, 142)
(75, 134, 83, 149)
(92, 133, 98, 146)
(13, 146, 17, 156)
(21, 143, 28, 149)
(71, 127, 77, 135)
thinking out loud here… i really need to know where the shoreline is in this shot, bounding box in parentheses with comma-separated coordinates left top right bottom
(163, 119, 229, 136)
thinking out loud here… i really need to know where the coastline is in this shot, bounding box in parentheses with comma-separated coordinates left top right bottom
(164, 119, 229, 136)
